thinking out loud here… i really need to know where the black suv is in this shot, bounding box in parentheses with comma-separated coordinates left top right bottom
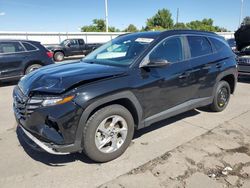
(13, 30, 237, 162)
(0, 40, 54, 82)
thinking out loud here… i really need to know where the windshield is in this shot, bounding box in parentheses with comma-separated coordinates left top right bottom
(60, 40, 70, 46)
(84, 34, 155, 66)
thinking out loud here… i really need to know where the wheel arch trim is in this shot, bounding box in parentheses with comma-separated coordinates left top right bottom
(74, 91, 143, 148)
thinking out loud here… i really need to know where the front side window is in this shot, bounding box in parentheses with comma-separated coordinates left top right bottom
(187, 36, 212, 58)
(84, 35, 155, 66)
(0, 42, 25, 54)
(148, 37, 183, 63)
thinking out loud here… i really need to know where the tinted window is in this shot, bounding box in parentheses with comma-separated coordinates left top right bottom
(209, 37, 228, 52)
(187, 36, 212, 58)
(0, 42, 25, 54)
(149, 37, 183, 63)
(22, 42, 37, 51)
(78, 39, 84, 45)
(70, 39, 78, 45)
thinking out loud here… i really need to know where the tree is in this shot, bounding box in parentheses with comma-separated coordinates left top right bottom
(242, 16, 250, 26)
(185, 18, 227, 32)
(145, 9, 174, 31)
(173, 22, 187, 29)
(124, 24, 138, 32)
(81, 19, 119, 32)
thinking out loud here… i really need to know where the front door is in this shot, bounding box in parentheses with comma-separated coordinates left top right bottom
(139, 36, 193, 119)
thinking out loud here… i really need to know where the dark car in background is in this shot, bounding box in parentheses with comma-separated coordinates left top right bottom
(0, 40, 54, 82)
(227, 38, 237, 51)
(46, 38, 102, 61)
(14, 30, 237, 162)
(235, 25, 250, 75)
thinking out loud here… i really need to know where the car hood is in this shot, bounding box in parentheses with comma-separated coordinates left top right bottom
(235, 25, 250, 51)
(18, 61, 127, 96)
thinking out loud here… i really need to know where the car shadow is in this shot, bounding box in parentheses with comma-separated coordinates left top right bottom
(16, 109, 201, 166)
(0, 80, 18, 87)
(134, 109, 200, 139)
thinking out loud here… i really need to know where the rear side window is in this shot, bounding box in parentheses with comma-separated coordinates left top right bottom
(149, 37, 183, 63)
(187, 36, 212, 58)
(209, 37, 228, 52)
(22, 42, 37, 51)
(0, 42, 25, 54)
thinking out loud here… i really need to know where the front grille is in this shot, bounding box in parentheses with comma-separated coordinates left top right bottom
(13, 87, 43, 121)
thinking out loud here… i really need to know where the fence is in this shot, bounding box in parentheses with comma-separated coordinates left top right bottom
(0, 31, 235, 45)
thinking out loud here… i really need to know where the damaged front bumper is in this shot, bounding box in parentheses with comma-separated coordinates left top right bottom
(13, 86, 84, 154)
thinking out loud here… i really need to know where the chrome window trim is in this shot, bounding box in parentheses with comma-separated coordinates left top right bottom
(0, 41, 40, 55)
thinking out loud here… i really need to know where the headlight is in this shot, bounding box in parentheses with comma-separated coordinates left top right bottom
(42, 95, 75, 107)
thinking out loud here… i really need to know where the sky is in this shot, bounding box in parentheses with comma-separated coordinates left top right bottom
(0, 0, 249, 32)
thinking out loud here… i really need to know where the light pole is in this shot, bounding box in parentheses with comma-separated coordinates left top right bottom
(239, 0, 244, 27)
(105, 0, 109, 32)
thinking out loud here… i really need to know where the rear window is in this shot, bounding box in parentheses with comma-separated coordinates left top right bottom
(187, 36, 213, 58)
(0, 42, 25, 54)
(209, 37, 227, 52)
(22, 42, 37, 51)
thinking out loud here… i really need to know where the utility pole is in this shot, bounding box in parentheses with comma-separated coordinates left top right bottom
(176, 8, 179, 25)
(239, 0, 244, 27)
(105, 0, 109, 32)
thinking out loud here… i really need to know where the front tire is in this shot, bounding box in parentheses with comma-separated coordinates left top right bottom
(82, 105, 134, 162)
(209, 81, 231, 112)
(53, 51, 64, 62)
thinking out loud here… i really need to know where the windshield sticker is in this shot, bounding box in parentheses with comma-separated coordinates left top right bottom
(135, 38, 154, 43)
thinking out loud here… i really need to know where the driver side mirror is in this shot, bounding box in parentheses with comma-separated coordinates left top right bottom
(140, 59, 170, 68)
(66, 43, 71, 48)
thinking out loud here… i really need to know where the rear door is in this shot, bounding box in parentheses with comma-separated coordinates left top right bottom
(185, 35, 217, 99)
(0, 41, 26, 79)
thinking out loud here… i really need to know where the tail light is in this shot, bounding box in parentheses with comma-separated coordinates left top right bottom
(46, 51, 53, 58)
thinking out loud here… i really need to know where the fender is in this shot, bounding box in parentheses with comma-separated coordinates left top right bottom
(213, 67, 237, 96)
(74, 91, 143, 148)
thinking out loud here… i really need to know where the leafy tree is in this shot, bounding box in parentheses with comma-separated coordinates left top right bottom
(124, 24, 138, 32)
(186, 18, 227, 32)
(173, 22, 187, 29)
(145, 9, 174, 31)
(242, 16, 250, 26)
(81, 19, 119, 32)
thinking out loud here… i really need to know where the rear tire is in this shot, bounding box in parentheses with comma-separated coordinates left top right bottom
(54, 51, 64, 62)
(209, 81, 231, 112)
(25, 64, 42, 75)
(82, 105, 134, 162)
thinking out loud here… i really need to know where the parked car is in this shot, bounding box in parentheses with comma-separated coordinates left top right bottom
(13, 30, 237, 162)
(235, 25, 250, 75)
(227, 38, 236, 51)
(0, 40, 54, 82)
(46, 38, 102, 61)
